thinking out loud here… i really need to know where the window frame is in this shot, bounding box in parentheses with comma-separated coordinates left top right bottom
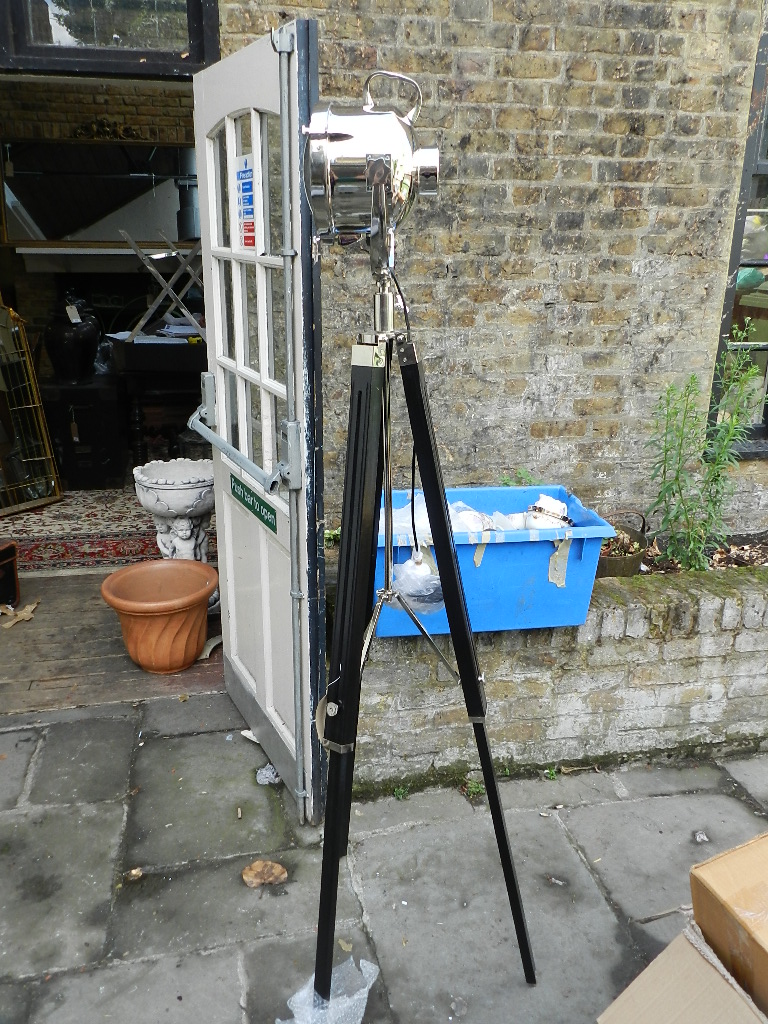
(712, 31, 768, 454)
(0, 0, 219, 78)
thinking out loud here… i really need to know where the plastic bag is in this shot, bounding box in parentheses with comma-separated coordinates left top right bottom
(276, 958, 379, 1024)
(448, 500, 495, 533)
(382, 492, 537, 546)
(392, 548, 444, 614)
(491, 510, 527, 531)
(385, 493, 432, 544)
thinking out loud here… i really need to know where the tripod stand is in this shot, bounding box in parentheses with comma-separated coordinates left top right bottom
(313, 259, 537, 1002)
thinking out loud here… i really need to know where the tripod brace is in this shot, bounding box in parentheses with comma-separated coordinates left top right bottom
(313, 217, 536, 1002)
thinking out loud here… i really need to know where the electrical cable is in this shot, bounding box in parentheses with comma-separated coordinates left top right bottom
(392, 270, 419, 551)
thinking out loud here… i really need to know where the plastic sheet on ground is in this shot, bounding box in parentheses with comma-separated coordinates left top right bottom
(276, 958, 379, 1024)
(256, 763, 281, 786)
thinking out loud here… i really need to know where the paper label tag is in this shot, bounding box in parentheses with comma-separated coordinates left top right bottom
(66, 304, 82, 323)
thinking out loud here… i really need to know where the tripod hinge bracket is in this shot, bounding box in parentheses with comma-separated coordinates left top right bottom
(315, 693, 355, 755)
(353, 339, 387, 366)
(395, 333, 418, 365)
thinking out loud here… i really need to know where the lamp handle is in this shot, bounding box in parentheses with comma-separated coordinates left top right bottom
(363, 71, 422, 125)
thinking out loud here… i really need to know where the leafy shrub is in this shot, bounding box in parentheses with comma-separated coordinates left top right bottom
(647, 333, 762, 570)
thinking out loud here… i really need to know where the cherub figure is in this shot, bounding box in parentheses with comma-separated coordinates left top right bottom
(170, 517, 198, 560)
(154, 517, 174, 559)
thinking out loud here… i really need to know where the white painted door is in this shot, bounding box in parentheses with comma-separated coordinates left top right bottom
(192, 22, 323, 822)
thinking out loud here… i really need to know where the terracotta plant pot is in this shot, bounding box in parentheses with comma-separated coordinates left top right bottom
(101, 559, 219, 674)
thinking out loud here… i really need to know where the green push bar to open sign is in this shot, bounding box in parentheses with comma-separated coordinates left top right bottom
(230, 473, 278, 534)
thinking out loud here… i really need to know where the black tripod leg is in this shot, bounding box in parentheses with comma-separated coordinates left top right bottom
(396, 334, 536, 984)
(314, 343, 385, 1002)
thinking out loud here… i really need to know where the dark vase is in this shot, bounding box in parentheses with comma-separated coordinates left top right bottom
(43, 294, 103, 384)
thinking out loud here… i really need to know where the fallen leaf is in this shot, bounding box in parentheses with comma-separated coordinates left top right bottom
(178, 694, 189, 702)
(242, 859, 288, 889)
(338, 939, 353, 952)
(124, 867, 144, 882)
(2, 599, 40, 629)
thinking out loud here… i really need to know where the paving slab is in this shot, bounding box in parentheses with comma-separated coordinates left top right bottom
(125, 731, 289, 867)
(139, 693, 247, 738)
(561, 792, 767, 932)
(0, 730, 39, 810)
(108, 847, 359, 961)
(243, 925, 394, 1024)
(29, 949, 244, 1024)
(606, 762, 726, 800)
(627, 912, 691, 962)
(0, 704, 139, 731)
(721, 753, 768, 809)
(347, 787, 473, 839)
(498, 769, 619, 811)
(0, 981, 32, 1024)
(28, 718, 135, 806)
(350, 807, 643, 1024)
(0, 804, 124, 979)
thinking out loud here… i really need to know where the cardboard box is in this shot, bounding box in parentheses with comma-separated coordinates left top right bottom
(690, 832, 768, 1017)
(598, 932, 766, 1023)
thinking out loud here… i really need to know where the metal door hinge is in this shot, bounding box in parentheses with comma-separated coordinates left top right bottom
(199, 371, 217, 427)
(272, 24, 296, 53)
(279, 419, 303, 491)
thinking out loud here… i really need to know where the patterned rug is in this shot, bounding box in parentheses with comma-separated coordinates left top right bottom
(1, 489, 217, 571)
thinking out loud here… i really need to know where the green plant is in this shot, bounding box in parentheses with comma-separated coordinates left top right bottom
(500, 468, 539, 487)
(324, 526, 342, 549)
(647, 332, 762, 571)
(544, 765, 557, 780)
(393, 784, 410, 801)
(464, 779, 486, 798)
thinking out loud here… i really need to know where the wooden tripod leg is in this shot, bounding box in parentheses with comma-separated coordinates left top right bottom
(314, 343, 386, 1001)
(396, 333, 537, 984)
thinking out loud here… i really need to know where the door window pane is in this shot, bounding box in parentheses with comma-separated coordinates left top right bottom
(243, 262, 261, 374)
(217, 259, 235, 361)
(223, 369, 239, 449)
(249, 383, 263, 466)
(235, 112, 253, 158)
(267, 267, 286, 385)
(262, 112, 283, 257)
(213, 129, 230, 249)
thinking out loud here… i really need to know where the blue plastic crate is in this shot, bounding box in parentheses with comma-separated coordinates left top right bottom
(374, 486, 614, 636)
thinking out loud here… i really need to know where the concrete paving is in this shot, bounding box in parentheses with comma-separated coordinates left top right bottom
(1, 692, 767, 1024)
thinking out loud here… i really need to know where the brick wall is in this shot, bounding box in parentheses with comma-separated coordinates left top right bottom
(0, 77, 194, 143)
(353, 567, 768, 785)
(219, 0, 768, 535)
